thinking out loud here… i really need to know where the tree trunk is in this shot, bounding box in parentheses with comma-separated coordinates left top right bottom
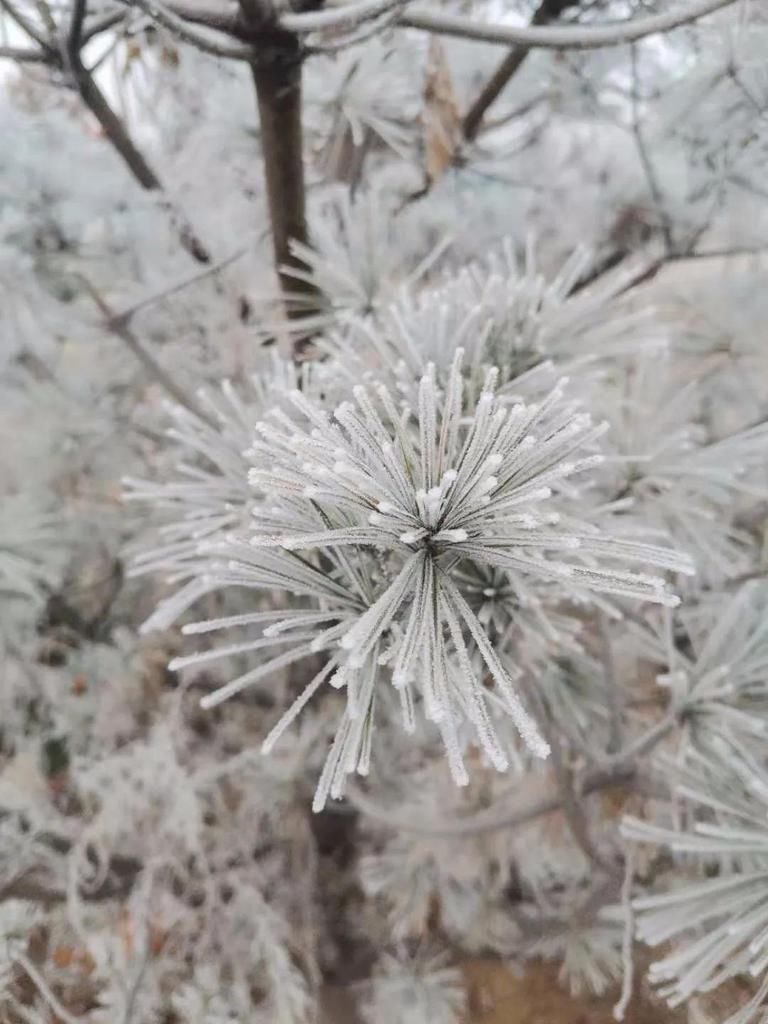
(250, 42, 320, 345)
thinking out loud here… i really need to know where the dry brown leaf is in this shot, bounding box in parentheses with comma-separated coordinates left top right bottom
(51, 944, 97, 975)
(422, 37, 462, 187)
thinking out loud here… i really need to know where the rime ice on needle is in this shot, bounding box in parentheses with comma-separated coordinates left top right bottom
(626, 581, 768, 755)
(123, 357, 319, 633)
(175, 350, 692, 810)
(326, 240, 666, 399)
(623, 746, 768, 1022)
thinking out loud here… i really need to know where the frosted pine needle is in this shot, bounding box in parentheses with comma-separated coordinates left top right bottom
(623, 746, 768, 1019)
(169, 352, 691, 806)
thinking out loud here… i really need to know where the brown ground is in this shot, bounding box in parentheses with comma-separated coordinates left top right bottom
(461, 959, 687, 1024)
(320, 956, 691, 1023)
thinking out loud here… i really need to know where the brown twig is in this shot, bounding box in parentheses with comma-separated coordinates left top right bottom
(54, 2, 214, 264)
(462, 0, 579, 142)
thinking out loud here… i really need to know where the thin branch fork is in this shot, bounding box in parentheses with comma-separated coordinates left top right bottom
(98, 0, 736, 47)
(0, 0, 54, 50)
(108, 247, 247, 327)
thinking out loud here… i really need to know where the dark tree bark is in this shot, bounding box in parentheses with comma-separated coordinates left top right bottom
(235, 0, 322, 353)
(250, 43, 318, 321)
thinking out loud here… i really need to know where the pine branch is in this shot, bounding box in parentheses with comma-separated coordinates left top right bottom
(67, 0, 88, 52)
(348, 701, 681, 839)
(629, 43, 675, 254)
(107, 247, 247, 326)
(82, 6, 127, 43)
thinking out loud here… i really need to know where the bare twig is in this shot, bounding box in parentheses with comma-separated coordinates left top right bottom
(0, 0, 53, 49)
(608, 709, 678, 765)
(280, 0, 407, 34)
(82, 6, 128, 43)
(121, 942, 152, 1024)
(59, 29, 213, 263)
(0, 43, 49, 60)
(401, 0, 737, 50)
(107, 247, 248, 327)
(155, 0, 241, 35)
(629, 44, 674, 253)
(462, 0, 578, 141)
(79, 277, 215, 423)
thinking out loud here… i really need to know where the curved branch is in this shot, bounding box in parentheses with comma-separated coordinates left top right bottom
(92, 0, 735, 52)
(117, 0, 254, 58)
(281, 0, 405, 33)
(401, 0, 737, 51)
